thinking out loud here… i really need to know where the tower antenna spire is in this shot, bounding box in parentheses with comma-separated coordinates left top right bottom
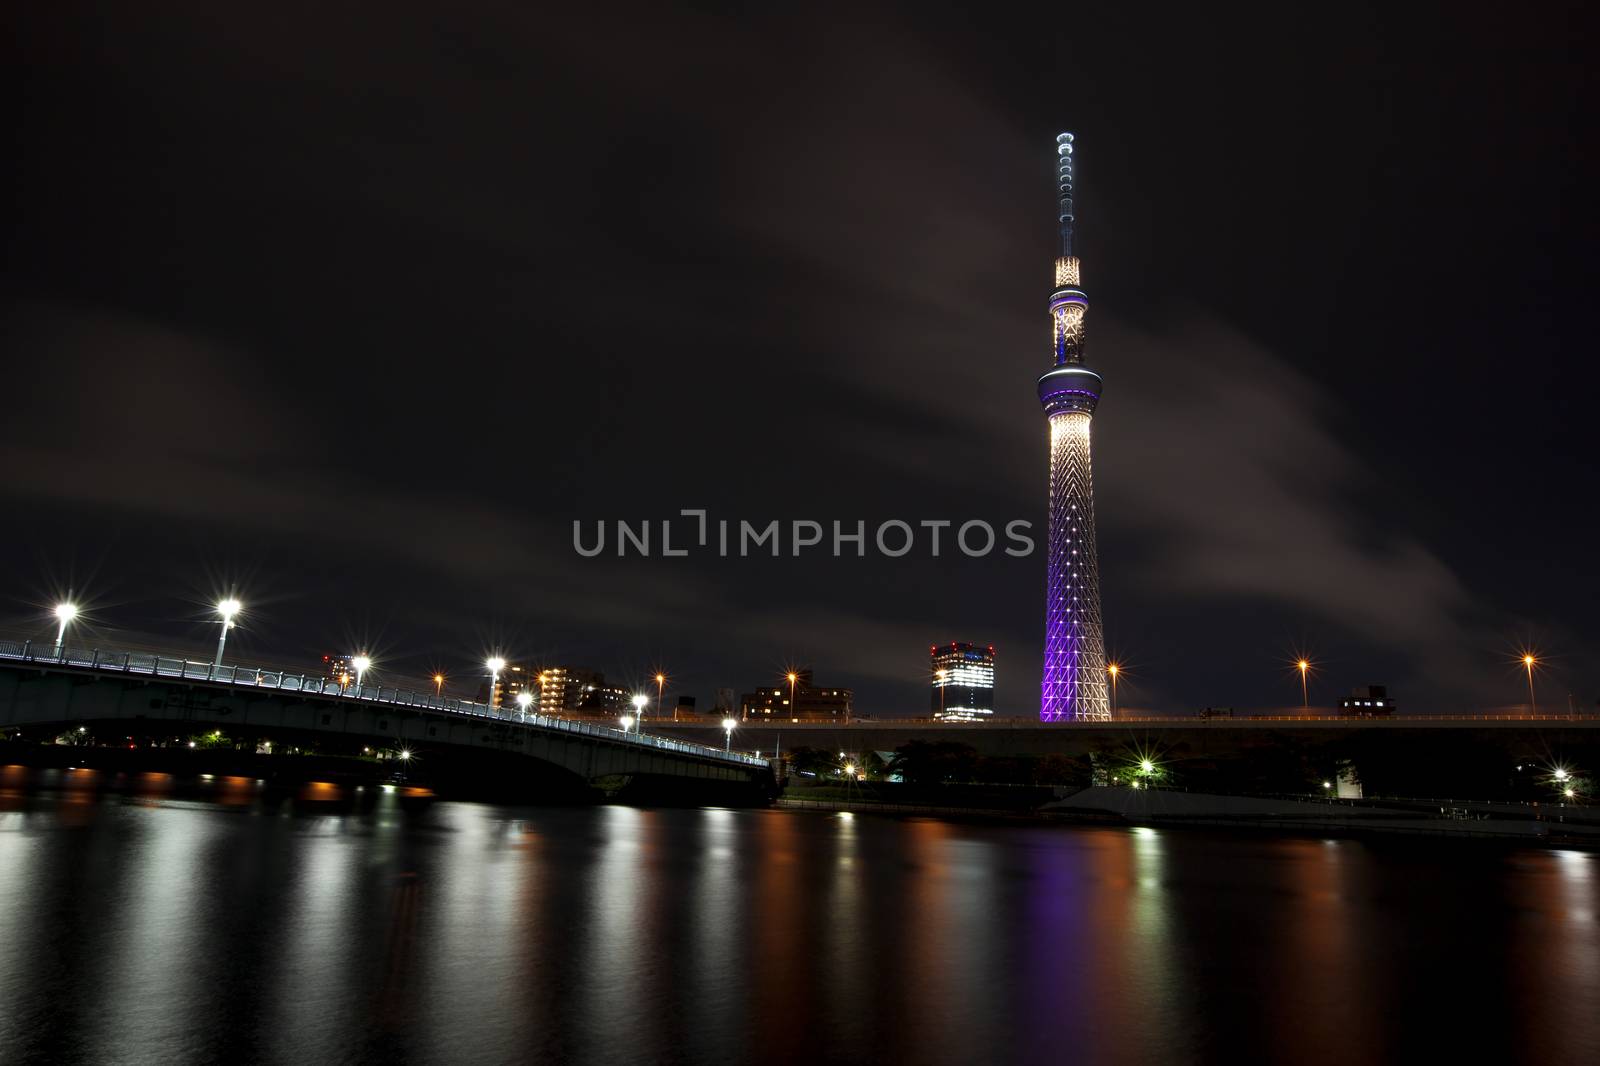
(1056, 132, 1075, 257)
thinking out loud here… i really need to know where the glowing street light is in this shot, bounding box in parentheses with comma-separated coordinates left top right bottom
(433, 673, 445, 697)
(1522, 653, 1538, 714)
(52, 602, 78, 657)
(1107, 662, 1120, 715)
(1297, 659, 1311, 710)
(787, 671, 799, 717)
(213, 598, 242, 667)
(655, 672, 667, 721)
(844, 763, 856, 778)
(352, 654, 372, 695)
(1553, 767, 1569, 782)
(631, 693, 648, 732)
(1140, 759, 1154, 774)
(398, 749, 412, 762)
(620, 714, 634, 732)
(515, 690, 533, 721)
(486, 656, 507, 712)
(1565, 788, 1576, 799)
(722, 716, 737, 751)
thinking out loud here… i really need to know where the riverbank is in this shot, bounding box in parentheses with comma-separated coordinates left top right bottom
(778, 784, 1600, 846)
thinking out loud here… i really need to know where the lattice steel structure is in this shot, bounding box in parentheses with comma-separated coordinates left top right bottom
(1038, 132, 1109, 721)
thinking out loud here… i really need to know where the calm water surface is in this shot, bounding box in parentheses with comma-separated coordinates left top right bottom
(0, 771, 1596, 1065)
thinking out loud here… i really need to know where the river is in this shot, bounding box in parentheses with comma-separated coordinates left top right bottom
(0, 769, 1595, 1064)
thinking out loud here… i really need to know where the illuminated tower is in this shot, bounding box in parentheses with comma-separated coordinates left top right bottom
(1038, 132, 1109, 721)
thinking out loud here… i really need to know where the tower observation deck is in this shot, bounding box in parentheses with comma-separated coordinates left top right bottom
(1038, 132, 1109, 721)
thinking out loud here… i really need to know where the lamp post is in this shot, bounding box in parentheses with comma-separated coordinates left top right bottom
(620, 714, 634, 733)
(352, 654, 372, 696)
(1297, 659, 1310, 710)
(486, 656, 507, 713)
(1107, 663, 1120, 716)
(722, 716, 737, 752)
(52, 602, 78, 658)
(516, 691, 533, 722)
(214, 599, 241, 667)
(433, 673, 445, 697)
(655, 672, 666, 721)
(787, 671, 798, 718)
(1523, 654, 1538, 714)
(631, 693, 648, 733)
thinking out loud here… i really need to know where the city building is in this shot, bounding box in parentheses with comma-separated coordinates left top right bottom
(740, 669, 853, 722)
(321, 654, 355, 688)
(478, 663, 538, 710)
(1339, 685, 1396, 716)
(1037, 131, 1110, 721)
(575, 680, 630, 717)
(930, 643, 996, 719)
(535, 666, 630, 718)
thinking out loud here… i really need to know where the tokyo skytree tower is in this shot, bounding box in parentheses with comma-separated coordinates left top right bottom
(1037, 132, 1109, 721)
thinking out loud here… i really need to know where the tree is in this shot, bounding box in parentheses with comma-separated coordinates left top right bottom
(887, 741, 979, 785)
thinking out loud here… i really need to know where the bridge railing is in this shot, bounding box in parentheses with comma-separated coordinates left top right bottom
(0, 639, 766, 768)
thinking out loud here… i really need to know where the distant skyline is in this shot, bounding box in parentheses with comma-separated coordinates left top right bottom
(3, 4, 1595, 714)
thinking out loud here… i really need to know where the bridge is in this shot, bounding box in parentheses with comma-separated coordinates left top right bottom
(0, 639, 774, 804)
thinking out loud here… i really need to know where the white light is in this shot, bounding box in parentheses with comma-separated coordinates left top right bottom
(54, 603, 78, 622)
(398, 749, 412, 761)
(620, 714, 634, 731)
(486, 656, 507, 673)
(352, 655, 372, 674)
(632, 694, 648, 711)
(1140, 759, 1154, 773)
(217, 598, 241, 621)
(722, 718, 737, 731)
(516, 692, 533, 708)
(1554, 768, 1570, 781)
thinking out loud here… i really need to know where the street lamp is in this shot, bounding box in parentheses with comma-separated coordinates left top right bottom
(486, 656, 506, 712)
(631, 693, 648, 732)
(1553, 767, 1569, 782)
(620, 714, 634, 732)
(214, 599, 241, 667)
(352, 654, 372, 695)
(1297, 659, 1310, 710)
(433, 673, 445, 697)
(52, 602, 78, 658)
(655, 672, 666, 721)
(722, 716, 737, 752)
(787, 671, 798, 718)
(516, 690, 533, 721)
(1523, 654, 1538, 714)
(1140, 759, 1154, 774)
(1107, 662, 1120, 715)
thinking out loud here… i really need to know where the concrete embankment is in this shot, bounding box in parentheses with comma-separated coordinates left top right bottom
(1044, 787, 1600, 842)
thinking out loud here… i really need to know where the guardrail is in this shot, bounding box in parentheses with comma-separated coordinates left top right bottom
(0, 639, 766, 768)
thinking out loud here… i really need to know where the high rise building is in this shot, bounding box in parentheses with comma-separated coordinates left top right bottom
(930, 642, 996, 720)
(1037, 131, 1110, 721)
(537, 666, 628, 718)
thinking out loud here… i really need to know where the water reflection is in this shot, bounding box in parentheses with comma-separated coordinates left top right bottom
(0, 788, 1596, 1065)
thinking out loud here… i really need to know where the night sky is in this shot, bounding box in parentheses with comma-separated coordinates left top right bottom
(4, 3, 1595, 714)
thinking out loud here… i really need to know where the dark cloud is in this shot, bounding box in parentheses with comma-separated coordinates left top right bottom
(2, 2, 1594, 712)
